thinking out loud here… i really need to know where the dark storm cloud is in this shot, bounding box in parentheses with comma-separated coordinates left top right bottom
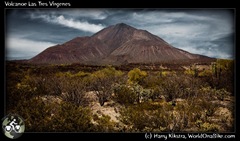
(6, 9, 234, 60)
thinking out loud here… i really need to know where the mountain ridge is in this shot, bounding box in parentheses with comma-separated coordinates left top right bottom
(28, 23, 214, 65)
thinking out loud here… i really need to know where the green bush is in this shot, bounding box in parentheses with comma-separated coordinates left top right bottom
(89, 66, 124, 106)
(12, 97, 54, 132)
(113, 84, 137, 105)
(120, 105, 151, 131)
(61, 78, 89, 107)
(55, 71, 90, 78)
(49, 102, 93, 132)
(92, 114, 116, 132)
(16, 74, 63, 97)
(128, 68, 147, 84)
(120, 102, 173, 132)
(140, 73, 163, 88)
(11, 97, 94, 132)
(216, 88, 231, 101)
(150, 87, 163, 101)
(113, 83, 155, 105)
(199, 122, 219, 132)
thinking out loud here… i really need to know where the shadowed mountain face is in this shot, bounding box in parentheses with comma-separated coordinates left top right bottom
(28, 23, 213, 65)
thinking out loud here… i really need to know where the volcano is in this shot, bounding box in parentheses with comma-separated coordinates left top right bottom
(28, 23, 214, 65)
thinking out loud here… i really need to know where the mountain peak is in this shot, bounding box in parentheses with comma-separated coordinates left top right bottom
(116, 23, 127, 26)
(115, 23, 132, 28)
(111, 23, 137, 32)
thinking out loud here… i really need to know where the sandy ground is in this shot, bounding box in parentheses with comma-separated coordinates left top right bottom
(85, 91, 121, 123)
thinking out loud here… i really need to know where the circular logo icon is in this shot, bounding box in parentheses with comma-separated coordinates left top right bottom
(2, 114, 25, 139)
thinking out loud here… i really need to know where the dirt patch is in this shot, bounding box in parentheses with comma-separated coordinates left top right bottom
(90, 101, 121, 123)
(37, 95, 62, 104)
(84, 91, 122, 123)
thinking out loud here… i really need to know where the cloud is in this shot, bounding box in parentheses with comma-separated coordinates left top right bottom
(6, 37, 56, 59)
(29, 13, 105, 33)
(132, 10, 234, 59)
(40, 9, 109, 20)
(64, 9, 108, 20)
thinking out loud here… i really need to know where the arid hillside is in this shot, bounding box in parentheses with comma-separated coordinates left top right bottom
(28, 23, 214, 65)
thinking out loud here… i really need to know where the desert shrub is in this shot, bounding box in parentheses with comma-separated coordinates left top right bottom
(140, 88, 154, 102)
(199, 122, 219, 132)
(120, 104, 152, 131)
(113, 84, 138, 105)
(16, 72, 90, 107)
(198, 100, 217, 118)
(219, 114, 234, 132)
(207, 59, 234, 93)
(61, 78, 89, 107)
(148, 103, 175, 132)
(74, 71, 90, 77)
(198, 69, 212, 77)
(141, 73, 162, 88)
(171, 103, 190, 131)
(127, 68, 147, 84)
(184, 100, 204, 123)
(16, 74, 64, 97)
(11, 96, 95, 132)
(183, 93, 216, 123)
(6, 64, 38, 111)
(7, 73, 56, 109)
(215, 88, 231, 101)
(55, 71, 90, 78)
(198, 86, 231, 101)
(89, 66, 124, 106)
(114, 83, 155, 105)
(195, 119, 203, 128)
(142, 73, 200, 102)
(162, 74, 209, 100)
(49, 102, 93, 132)
(7, 73, 41, 112)
(161, 71, 168, 77)
(92, 114, 116, 132)
(184, 69, 195, 76)
(160, 75, 183, 102)
(197, 86, 216, 101)
(11, 97, 54, 132)
(184, 64, 199, 77)
(150, 87, 163, 101)
(120, 102, 173, 132)
(92, 66, 124, 79)
(130, 83, 144, 103)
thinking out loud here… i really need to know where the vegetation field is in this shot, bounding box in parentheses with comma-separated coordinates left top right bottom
(6, 59, 234, 132)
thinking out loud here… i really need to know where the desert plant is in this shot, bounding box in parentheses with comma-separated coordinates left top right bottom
(120, 102, 174, 132)
(113, 84, 138, 105)
(61, 78, 89, 107)
(11, 97, 54, 132)
(216, 88, 231, 101)
(92, 114, 116, 132)
(90, 66, 124, 106)
(199, 122, 219, 132)
(120, 104, 151, 131)
(49, 102, 93, 132)
(127, 68, 147, 84)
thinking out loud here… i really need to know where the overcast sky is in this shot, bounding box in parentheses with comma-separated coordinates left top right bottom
(5, 9, 234, 60)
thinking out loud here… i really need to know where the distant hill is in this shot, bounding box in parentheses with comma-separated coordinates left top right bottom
(28, 23, 214, 65)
